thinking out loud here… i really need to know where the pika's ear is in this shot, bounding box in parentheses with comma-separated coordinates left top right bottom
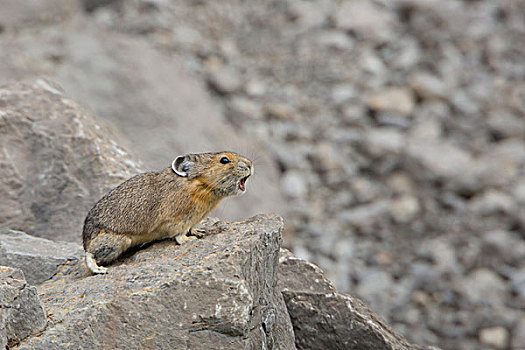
(171, 155, 192, 177)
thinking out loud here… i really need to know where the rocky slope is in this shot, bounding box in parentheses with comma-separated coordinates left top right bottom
(0, 79, 438, 349)
(0, 1, 524, 349)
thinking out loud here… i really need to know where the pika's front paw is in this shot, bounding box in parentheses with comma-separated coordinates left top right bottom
(189, 226, 207, 238)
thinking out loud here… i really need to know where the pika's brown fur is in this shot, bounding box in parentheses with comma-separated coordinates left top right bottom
(82, 151, 253, 274)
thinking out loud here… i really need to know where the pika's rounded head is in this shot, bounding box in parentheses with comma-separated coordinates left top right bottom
(171, 151, 254, 197)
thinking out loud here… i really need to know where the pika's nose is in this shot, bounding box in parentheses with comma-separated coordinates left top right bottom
(239, 161, 254, 175)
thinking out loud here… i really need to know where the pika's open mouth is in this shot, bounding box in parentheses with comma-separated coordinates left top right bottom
(239, 175, 250, 192)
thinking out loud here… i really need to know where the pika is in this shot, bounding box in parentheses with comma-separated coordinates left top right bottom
(82, 151, 253, 274)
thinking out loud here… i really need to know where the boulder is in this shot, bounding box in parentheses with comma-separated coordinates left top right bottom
(15, 215, 296, 350)
(405, 138, 474, 181)
(278, 250, 439, 350)
(0, 79, 142, 242)
(0, 229, 84, 285)
(0, 266, 47, 349)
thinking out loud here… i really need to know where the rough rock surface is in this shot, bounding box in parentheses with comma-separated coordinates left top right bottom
(0, 229, 84, 285)
(0, 79, 142, 242)
(6, 216, 437, 350)
(278, 250, 437, 350)
(14, 215, 296, 350)
(0, 266, 47, 349)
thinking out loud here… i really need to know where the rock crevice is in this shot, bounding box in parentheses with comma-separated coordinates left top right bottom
(0, 267, 47, 349)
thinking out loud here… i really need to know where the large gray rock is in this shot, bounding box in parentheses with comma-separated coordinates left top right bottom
(278, 250, 438, 350)
(0, 229, 84, 285)
(0, 79, 142, 242)
(15, 215, 296, 350)
(0, 266, 47, 349)
(405, 138, 474, 181)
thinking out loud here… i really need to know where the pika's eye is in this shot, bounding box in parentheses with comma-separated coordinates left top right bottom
(220, 157, 230, 164)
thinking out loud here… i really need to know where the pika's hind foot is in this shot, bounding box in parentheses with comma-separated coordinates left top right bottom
(85, 231, 132, 273)
(175, 233, 198, 245)
(86, 253, 108, 274)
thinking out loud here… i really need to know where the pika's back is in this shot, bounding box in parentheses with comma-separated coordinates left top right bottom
(82, 151, 253, 251)
(82, 171, 174, 247)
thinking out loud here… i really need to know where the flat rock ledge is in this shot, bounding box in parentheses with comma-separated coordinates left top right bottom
(1, 215, 438, 350)
(0, 230, 84, 286)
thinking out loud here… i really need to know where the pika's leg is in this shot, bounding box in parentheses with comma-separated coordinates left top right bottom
(86, 231, 132, 274)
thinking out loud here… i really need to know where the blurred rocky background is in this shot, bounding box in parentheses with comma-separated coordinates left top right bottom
(0, 0, 524, 349)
